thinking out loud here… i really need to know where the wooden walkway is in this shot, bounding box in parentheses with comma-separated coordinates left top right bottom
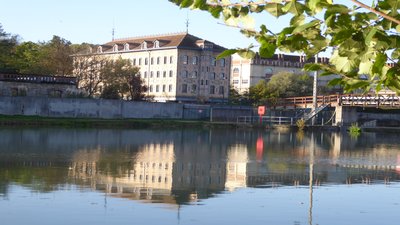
(274, 94, 400, 109)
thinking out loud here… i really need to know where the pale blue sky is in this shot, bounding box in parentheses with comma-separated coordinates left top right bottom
(0, 0, 258, 48)
(0, 0, 371, 54)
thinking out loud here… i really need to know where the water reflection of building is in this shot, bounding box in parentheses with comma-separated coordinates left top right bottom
(225, 144, 248, 191)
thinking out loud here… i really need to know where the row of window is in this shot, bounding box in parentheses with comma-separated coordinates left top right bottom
(133, 56, 173, 66)
(180, 71, 226, 80)
(143, 70, 173, 79)
(181, 55, 226, 67)
(149, 84, 174, 93)
(232, 79, 249, 84)
(181, 84, 225, 95)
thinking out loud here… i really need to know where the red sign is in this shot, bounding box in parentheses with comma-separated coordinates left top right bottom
(258, 106, 265, 116)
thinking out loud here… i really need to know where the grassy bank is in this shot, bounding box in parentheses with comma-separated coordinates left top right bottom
(0, 115, 217, 129)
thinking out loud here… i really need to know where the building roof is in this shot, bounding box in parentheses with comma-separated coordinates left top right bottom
(95, 32, 227, 54)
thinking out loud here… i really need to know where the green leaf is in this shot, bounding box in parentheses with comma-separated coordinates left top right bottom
(264, 3, 284, 17)
(364, 27, 377, 46)
(292, 20, 320, 34)
(372, 53, 387, 74)
(259, 42, 276, 58)
(282, 0, 305, 16)
(290, 15, 305, 27)
(193, 0, 207, 10)
(208, 6, 223, 18)
(328, 77, 343, 86)
(237, 49, 256, 59)
(217, 49, 238, 59)
(180, 0, 194, 8)
(397, 25, 400, 33)
(330, 50, 358, 73)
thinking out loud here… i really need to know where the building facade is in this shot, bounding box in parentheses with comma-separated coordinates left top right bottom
(230, 53, 335, 94)
(78, 32, 231, 103)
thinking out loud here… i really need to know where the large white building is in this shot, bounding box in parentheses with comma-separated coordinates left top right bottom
(230, 53, 335, 94)
(81, 32, 231, 103)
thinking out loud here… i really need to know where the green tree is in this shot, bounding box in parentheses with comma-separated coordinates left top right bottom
(13, 41, 43, 74)
(249, 79, 269, 105)
(100, 85, 121, 99)
(73, 54, 108, 98)
(170, 0, 400, 93)
(0, 24, 18, 73)
(40, 36, 73, 75)
(267, 72, 313, 97)
(102, 57, 147, 100)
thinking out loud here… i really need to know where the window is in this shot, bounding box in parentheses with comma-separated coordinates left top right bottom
(156, 71, 160, 78)
(149, 85, 153, 92)
(219, 86, 224, 95)
(163, 71, 166, 78)
(206, 80, 208, 85)
(220, 58, 226, 67)
(162, 85, 166, 92)
(191, 71, 197, 78)
(170, 56, 173, 64)
(192, 56, 198, 65)
(113, 44, 118, 52)
(157, 57, 160, 64)
(169, 70, 173, 77)
(242, 79, 248, 84)
(233, 68, 239, 77)
(150, 71, 154, 78)
(144, 71, 147, 78)
(139, 58, 142, 65)
(153, 40, 159, 48)
(164, 56, 167, 64)
(191, 84, 197, 93)
(209, 72, 216, 80)
(182, 55, 188, 64)
(145, 57, 148, 65)
(141, 42, 147, 49)
(211, 57, 216, 66)
(210, 85, 215, 94)
(168, 84, 173, 92)
(220, 73, 225, 79)
(97, 46, 102, 53)
(182, 84, 188, 93)
(133, 58, 136, 65)
(200, 80, 204, 85)
(151, 57, 154, 65)
(181, 70, 188, 78)
(124, 43, 129, 51)
(156, 85, 159, 92)
(233, 80, 239, 84)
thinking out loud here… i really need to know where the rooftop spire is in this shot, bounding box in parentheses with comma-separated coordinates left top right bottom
(185, 11, 189, 33)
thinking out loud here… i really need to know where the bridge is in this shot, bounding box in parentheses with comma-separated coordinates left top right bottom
(274, 94, 400, 109)
(237, 94, 400, 127)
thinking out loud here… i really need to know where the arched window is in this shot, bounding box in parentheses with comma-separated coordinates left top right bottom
(153, 40, 160, 48)
(97, 46, 103, 53)
(182, 55, 188, 64)
(157, 57, 161, 64)
(192, 56, 198, 65)
(113, 44, 118, 52)
(191, 71, 197, 78)
(141, 41, 147, 49)
(124, 43, 130, 51)
(233, 68, 240, 77)
(220, 58, 226, 67)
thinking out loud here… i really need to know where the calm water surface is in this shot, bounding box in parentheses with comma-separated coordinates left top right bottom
(1, 128, 400, 225)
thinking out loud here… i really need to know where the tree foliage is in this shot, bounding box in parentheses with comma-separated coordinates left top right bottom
(101, 57, 147, 100)
(73, 55, 108, 97)
(169, 0, 400, 93)
(0, 23, 18, 73)
(249, 72, 313, 105)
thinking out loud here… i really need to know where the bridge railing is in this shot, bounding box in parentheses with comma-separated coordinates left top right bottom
(237, 116, 296, 125)
(0, 73, 77, 85)
(274, 95, 339, 107)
